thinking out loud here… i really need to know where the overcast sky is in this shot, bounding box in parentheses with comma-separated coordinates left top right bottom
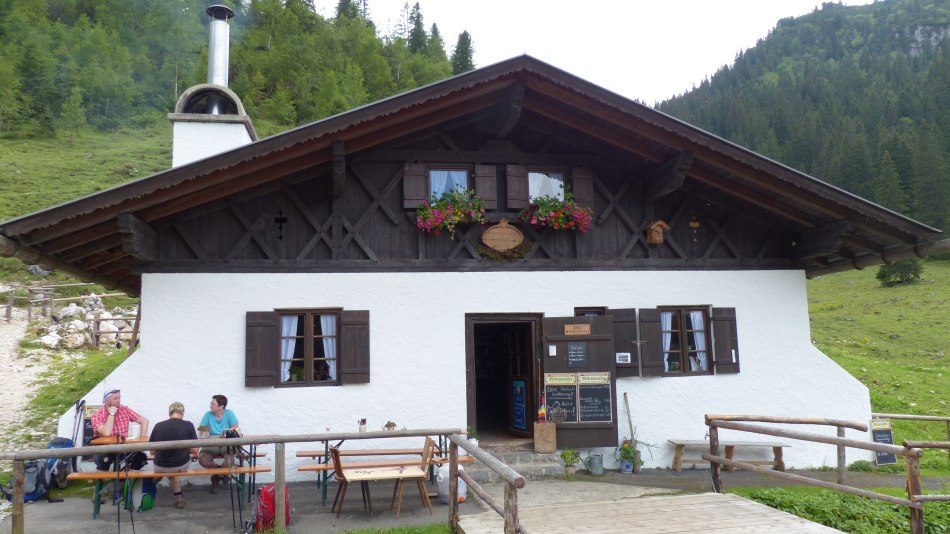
(309, 0, 875, 105)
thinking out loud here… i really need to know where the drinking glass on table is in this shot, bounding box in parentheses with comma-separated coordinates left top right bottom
(198, 425, 209, 439)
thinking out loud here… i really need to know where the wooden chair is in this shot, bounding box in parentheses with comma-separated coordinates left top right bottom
(390, 436, 435, 518)
(330, 447, 370, 517)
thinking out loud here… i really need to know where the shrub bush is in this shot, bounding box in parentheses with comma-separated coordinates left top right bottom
(875, 259, 922, 287)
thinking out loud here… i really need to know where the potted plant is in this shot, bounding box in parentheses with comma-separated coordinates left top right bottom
(560, 448, 580, 476)
(518, 192, 593, 232)
(615, 438, 642, 474)
(466, 426, 479, 448)
(415, 189, 488, 239)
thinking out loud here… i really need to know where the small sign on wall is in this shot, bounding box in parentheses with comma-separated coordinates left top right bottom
(616, 352, 631, 364)
(548, 344, 557, 357)
(564, 324, 591, 336)
(567, 342, 587, 368)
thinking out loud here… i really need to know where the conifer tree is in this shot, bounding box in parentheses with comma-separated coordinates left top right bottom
(426, 23, 447, 62)
(451, 31, 474, 74)
(872, 151, 906, 213)
(407, 2, 427, 54)
(61, 87, 86, 144)
(336, 0, 360, 19)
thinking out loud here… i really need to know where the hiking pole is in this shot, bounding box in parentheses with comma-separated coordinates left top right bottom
(228, 444, 238, 530)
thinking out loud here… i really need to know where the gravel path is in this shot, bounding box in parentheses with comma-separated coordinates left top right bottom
(0, 297, 45, 522)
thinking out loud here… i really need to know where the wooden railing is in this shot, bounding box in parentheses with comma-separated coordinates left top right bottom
(448, 434, 528, 534)
(0, 428, 519, 534)
(873, 412, 950, 461)
(703, 414, 948, 534)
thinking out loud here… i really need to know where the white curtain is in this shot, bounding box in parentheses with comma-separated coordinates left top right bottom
(660, 311, 673, 372)
(690, 311, 707, 371)
(320, 315, 337, 380)
(528, 172, 564, 199)
(280, 315, 298, 382)
(430, 170, 467, 197)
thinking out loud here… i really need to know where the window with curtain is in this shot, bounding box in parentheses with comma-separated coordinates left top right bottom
(528, 170, 564, 200)
(278, 309, 339, 385)
(429, 169, 469, 198)
(659, 307, 710, 374)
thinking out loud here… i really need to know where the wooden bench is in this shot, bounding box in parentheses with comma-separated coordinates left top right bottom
(68, 466, 270, 518)
(667, 439, 789, 473)
(297, 455, 475, 473)
(297, 447, 426, 458)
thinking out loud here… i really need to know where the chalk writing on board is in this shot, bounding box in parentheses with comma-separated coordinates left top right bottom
(567, 342, 587, 368)
(871, 419, 897, 465)
(579, 383, 611, 422)
(545, 385, 577, 422)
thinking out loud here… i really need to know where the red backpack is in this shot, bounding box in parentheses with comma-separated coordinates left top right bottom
(254, 484, 290, 532)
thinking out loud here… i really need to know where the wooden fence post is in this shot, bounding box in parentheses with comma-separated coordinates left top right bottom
(5, 289, 13, 322)
(946, 421, 950, 461)
(47, 293, 54, 320)
(449, 440, 459, 532)
(503, 482, 518, 534)
(836, 426, 847, 485)
(91, 311, 100, 349)
(906, 455, 924, 534)
(275, 442, 286, 530)
(26, 289, 32, 323)
(128, 306, 142, 356)
(12, 459, 25, 534)
(709, 425, 722, 493)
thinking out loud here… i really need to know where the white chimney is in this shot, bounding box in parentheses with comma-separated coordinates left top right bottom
(168, 4, 256, 168)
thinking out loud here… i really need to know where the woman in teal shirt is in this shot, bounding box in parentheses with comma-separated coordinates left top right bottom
(197, 394, 240, 493)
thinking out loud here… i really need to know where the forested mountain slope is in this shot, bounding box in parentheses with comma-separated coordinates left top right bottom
(659, 0, 949, 231)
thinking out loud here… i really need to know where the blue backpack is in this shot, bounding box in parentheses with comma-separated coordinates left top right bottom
(46, 437, 73, 489)
(1, 460, 54, 503)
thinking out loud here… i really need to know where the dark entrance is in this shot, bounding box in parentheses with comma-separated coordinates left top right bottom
(465, 314, 540, 441)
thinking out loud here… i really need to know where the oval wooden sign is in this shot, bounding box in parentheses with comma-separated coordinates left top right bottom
(482, 219, 524, 252)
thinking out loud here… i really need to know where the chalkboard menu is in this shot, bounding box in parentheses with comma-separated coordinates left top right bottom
(567, 342, 587, 368)
(579, 383, 611, 422)
(872, 419, 897, 465)
(512, 380, 527, 431)
(544, 372, 611, 424)
(545, 385, 577, 422)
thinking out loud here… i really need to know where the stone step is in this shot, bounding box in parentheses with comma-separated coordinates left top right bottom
(458, 448, 567, 483)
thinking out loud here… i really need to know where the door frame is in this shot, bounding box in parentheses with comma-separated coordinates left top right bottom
(464, 313, 543, 434)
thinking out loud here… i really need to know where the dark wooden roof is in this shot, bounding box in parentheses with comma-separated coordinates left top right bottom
(0, 55, 944, 295)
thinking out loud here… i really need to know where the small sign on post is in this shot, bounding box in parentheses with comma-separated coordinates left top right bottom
(871, 418, 897, 465)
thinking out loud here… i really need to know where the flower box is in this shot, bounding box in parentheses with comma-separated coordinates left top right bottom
(518, 193, 593, 232)
(415, 189, 488, 239)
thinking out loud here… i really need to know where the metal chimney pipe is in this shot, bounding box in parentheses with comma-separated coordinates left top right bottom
(206, 4, 235, 114)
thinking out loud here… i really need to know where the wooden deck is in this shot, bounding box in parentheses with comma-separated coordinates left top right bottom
(458, 492, 842, 533)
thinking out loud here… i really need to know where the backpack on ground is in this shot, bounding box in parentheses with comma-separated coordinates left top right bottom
(122, 478, 156, 511)
(94, 451, 148, 472)
(0, 459, 61, 503)
(253, 484, 290, 532)
(46, 437, 73, 489)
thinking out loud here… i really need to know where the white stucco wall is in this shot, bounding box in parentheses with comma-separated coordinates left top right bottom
(171, 121, 253, 167)
(58, 270, 872, 480)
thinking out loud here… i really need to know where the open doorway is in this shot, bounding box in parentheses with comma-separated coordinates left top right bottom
(465, 314, 540, 443)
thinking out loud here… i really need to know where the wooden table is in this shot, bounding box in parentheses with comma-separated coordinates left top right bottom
(89, 435, 149, 445)
(667, 439, 789, 472)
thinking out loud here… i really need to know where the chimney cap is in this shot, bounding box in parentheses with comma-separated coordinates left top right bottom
(206, 4, 234, 20)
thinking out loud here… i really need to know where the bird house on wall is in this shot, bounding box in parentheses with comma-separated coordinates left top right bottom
(646, 220, 670, 246)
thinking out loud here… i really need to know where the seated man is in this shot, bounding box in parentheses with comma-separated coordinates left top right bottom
(198, 394, 240, 494)
(92, 388, 149, 438)
(149, 402, 198, 509)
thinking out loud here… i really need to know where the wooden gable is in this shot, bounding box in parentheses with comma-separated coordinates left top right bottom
(0, 56, 945, 295)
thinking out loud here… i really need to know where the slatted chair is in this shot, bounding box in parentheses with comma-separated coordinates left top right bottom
(330, 446, 369, 517)
(390, 436, 435, 518)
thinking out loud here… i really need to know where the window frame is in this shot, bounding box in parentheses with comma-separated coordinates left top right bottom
(275, 307, 342, 387)
(657, 306, 713, 376)
(427, 165, 471, 199)
(527, 168, 566, 200)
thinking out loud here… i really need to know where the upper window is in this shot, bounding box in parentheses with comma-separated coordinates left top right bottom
(528, 170, 564, 200)
(278, 309, 340, 385)
(659, 307, 710, 374)
(429, 169, 469, 198)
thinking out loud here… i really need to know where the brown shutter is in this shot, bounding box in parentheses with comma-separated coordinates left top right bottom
(403, 163, 427, 208)
(638, 308, 664, 376)
(340, 310, 370, 384)
(474, 165, 497, 209)
(571, 167, 595, 209)
(606, 308, 639, 377)
(506, 164, 529, 209)
(246, 311, 279, 387)
(711, 307, 740, 374)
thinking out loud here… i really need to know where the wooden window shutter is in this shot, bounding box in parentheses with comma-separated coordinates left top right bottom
(606, 308, 640, 377)
(638, 308, 665, 376)
(474, 165, 497, 209)
(246, 311, 279, 387)
(506, 164, 529, 209)
(403, 163, 427, 209)
(340, 310, 370, 384)
(571, 167, 595, 209)
(711, 307, 740, 374)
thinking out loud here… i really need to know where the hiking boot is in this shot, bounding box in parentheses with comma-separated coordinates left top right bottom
(209, 475, 219, 494)
(174, 494, 185, 509)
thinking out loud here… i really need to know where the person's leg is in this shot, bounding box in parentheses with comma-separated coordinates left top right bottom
(199, 450, 223, 493)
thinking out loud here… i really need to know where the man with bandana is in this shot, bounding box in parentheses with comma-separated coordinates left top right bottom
(92, 388, 150, 438)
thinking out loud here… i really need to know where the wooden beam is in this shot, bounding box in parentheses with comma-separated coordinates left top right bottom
(0, 235, 135, 295)
(792, 220, 853, 261)
(806, 239, 950, 278)
(496, 83, 525, 140)
(645, 151, 693, 201)
(117, 213, 158, 263)
(332, 140, 345, 260)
